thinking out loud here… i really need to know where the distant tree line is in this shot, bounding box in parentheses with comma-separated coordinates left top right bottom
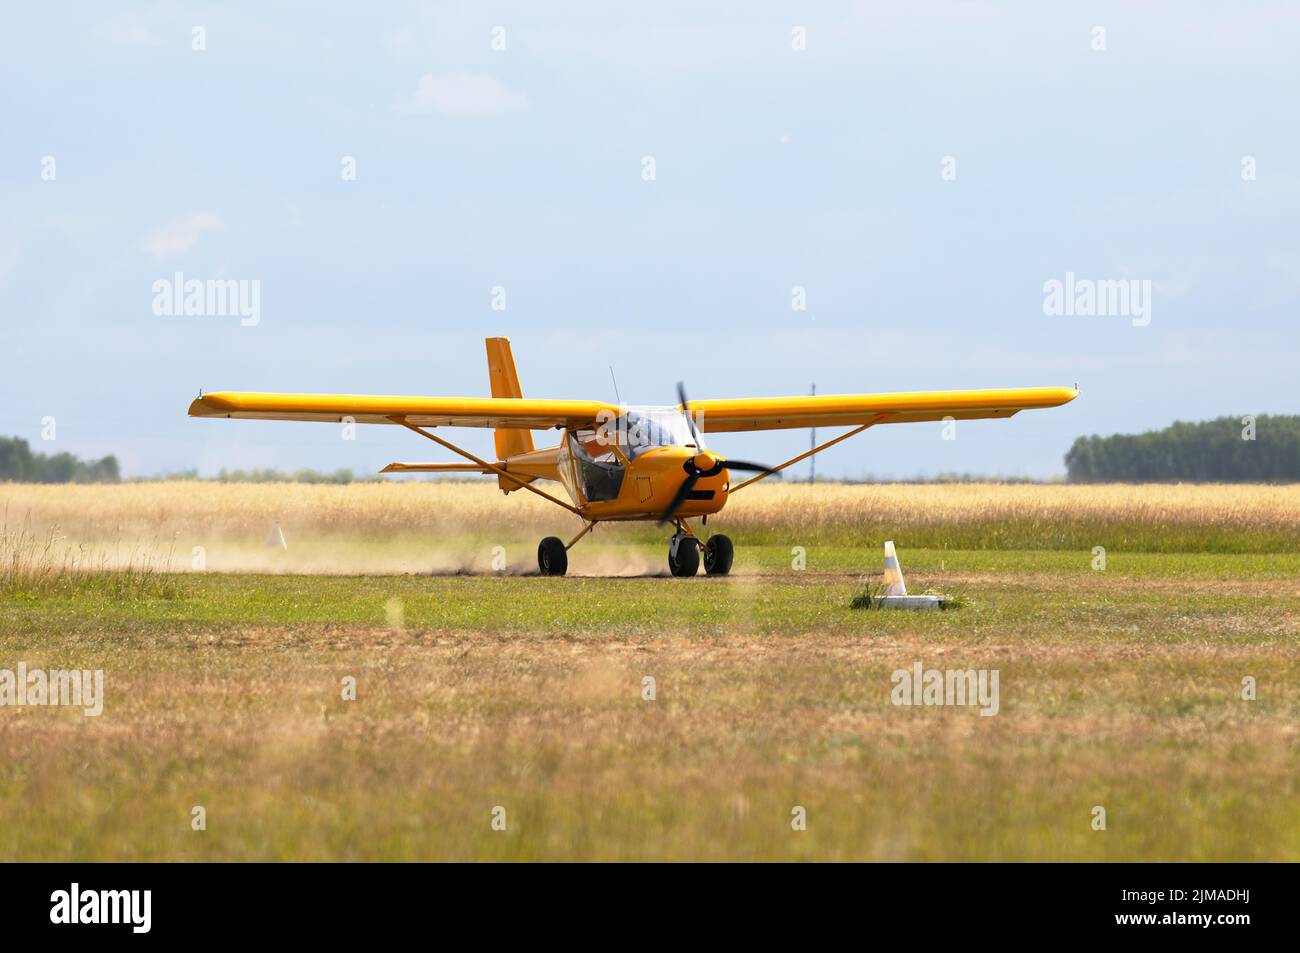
(1066, 416, 1300, 483)
(0, 436, 120, 483)
(209, 467, 378, 484)
(0, 436, 378, 484)
(150, 467, 383, 484)
(8, 418, 1298, 485)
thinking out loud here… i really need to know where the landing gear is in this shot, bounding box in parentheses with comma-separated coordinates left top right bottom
(668, 533, 700, 577)
(703, 534, 734, 576)
(537, 536, 568, 576)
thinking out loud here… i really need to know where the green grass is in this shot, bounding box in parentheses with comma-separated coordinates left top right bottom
(710, 521, 1300, 554)
(1, 542, 1297, 861)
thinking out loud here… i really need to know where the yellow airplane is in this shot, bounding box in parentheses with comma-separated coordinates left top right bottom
(189, 337, 1078, 577)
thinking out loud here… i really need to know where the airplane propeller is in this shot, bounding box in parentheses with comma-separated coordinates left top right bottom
(658, 383, 777, 525)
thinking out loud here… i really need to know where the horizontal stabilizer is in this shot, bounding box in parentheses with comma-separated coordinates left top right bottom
(380, 462, 495, 474)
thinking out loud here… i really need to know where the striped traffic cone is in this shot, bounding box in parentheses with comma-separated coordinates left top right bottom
(882, 540, 907, 596)
(265, 522, 287, 550)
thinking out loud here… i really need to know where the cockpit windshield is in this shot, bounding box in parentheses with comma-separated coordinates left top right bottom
(596, 406, 703, 460)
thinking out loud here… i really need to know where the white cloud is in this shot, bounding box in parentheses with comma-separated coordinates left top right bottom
(397, 72, 529, 117)
(143, 212, 224, 259)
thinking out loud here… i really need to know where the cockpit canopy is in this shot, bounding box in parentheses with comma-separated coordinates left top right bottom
(595, 406, 704, 459)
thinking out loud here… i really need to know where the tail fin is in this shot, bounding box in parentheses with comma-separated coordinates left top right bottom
(486, 337, 535, 477)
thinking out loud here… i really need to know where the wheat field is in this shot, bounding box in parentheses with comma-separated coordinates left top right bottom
(3, 481, 1297, 577)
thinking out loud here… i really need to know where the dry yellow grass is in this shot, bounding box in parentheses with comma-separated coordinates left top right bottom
(3, 480, 1297, 558)
(2, 481, 1297, 860)
(3, 573, 1297, 861)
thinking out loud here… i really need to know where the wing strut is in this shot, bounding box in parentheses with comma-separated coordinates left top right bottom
(389, 417, 582, 516)
(729, 415, 889, 493)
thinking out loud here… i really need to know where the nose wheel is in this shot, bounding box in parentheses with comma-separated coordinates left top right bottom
(668, 531, 733, 576)
(668, 533, 700, 576)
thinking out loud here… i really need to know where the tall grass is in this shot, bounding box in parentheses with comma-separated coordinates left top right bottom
(719, 482, 1300, 553)
(0, 514, 177, 598)
(1, 480, 1297, 556)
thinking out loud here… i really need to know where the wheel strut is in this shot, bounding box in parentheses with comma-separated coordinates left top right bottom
(566, 521, 596, 550)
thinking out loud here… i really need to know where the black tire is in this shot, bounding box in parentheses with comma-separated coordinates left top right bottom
(538, 537, 568, 576)
(669, 537, 700, 577)
(703, 534, 734, 576)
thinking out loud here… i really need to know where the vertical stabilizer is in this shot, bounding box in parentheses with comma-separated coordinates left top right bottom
(485, 337, 536, 490)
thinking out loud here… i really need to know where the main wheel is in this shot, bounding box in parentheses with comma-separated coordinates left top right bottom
(668, 536, 700, 577)
(703, 534, 734, 576)
(538, 536, 568, 576)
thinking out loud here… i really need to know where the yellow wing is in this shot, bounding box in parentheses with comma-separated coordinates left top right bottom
(188, 392, 613, 429)
(688, 386, 1079, 432)
(189, 386, 1077, 432)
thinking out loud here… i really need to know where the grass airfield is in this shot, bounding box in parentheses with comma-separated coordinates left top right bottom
(1, 483, 1298, 861)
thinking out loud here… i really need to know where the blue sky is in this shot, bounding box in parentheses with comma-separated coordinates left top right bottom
(3, 1, 1297, 479)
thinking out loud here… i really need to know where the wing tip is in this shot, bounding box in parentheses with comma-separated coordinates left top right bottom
(188, 393, 234, 417)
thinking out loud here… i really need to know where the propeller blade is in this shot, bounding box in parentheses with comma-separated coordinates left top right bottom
(677, 381, 700, 446)
(658, 471, 700, 525)
(720, 459, 779, 476)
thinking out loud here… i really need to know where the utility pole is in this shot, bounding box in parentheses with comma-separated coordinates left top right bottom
(809, 383, 816, 484)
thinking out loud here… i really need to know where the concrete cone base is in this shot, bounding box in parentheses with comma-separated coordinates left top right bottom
(873, 594, 944, 611)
